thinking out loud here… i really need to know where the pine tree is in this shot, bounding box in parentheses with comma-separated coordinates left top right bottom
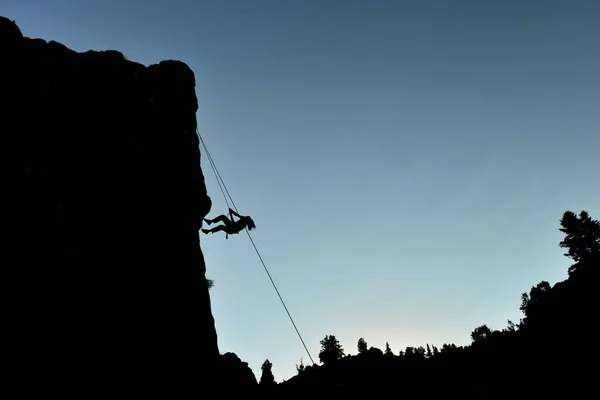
(559, 210, 600, 275)
(357, 337, 368, 354)
(384, 342, 394, 356)
(319, 335, 344, 365)
(259, 359, 276, 386)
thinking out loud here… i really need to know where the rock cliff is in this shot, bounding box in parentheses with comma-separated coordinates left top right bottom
(2, 16, 218, 393)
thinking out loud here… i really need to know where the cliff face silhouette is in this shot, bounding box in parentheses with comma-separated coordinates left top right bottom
(2, 16, 219, 392)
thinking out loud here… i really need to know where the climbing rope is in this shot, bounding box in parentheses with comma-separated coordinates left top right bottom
(196, 129, 316, 366)
(198, 133, 230, 210)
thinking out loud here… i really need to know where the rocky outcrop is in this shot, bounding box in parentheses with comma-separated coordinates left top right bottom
(2, 16, 218, 393)
(220, 352, 259, 386)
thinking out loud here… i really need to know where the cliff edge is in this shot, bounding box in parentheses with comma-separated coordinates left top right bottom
(2, 16, 218, 393)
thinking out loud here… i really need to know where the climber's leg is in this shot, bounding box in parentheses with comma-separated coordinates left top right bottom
(208, 215, 232, 226)
(210, 225, 227, 234)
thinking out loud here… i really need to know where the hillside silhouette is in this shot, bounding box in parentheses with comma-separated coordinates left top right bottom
(262, 210, 598, 397)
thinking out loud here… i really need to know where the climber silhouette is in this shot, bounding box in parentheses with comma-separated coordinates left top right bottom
(202, 208, 256, 239)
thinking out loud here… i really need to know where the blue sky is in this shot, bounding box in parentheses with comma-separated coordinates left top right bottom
(6, 0, 599, 382)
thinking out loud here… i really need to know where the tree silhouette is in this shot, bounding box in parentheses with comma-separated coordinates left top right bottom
(470, 325, 491, 343)
(415, 346, 426, 359)
(357, 338, 368, 354)
(259, 359, 276, 386)
(295, 359, 305, 375)
(426, 344, 433, 358)
(368, 346, 383, 357)
(559, 210, 600, 275)
(319, 335, 344, 365)
(520, 281, 551, 318)
(384, 342, 394, 356)
(507, 320, 515, 331)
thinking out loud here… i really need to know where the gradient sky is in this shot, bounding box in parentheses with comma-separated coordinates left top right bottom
(6, 0, 599, 382)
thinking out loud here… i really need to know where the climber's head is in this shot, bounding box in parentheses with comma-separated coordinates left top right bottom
(245, 217, 256, 230)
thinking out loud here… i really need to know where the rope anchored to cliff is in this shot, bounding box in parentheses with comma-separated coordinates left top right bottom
(197, 129, 316, 366)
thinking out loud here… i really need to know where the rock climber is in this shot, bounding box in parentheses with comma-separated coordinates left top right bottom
(202, 208, 256, 239)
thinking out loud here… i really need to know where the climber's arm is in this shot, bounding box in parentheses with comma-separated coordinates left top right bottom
(229, 208, 242, 218)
